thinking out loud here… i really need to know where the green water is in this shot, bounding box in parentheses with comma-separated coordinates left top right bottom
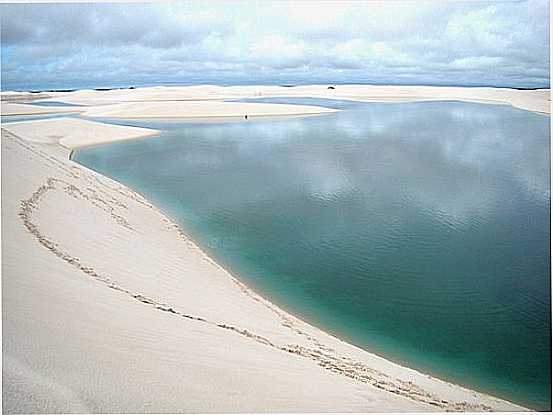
(74, 99, 551, 410)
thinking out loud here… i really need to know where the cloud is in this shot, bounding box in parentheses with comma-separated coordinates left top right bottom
(0, 1, 549, 90)
(450, 56, 503, 70)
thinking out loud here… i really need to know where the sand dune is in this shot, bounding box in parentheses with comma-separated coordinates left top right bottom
(1, 102, 83, 116)
(2, 115, 528, 413)
(81, 100, 338, 119)
(3, 86, 548, 120)
(16, 84, 550, 114)
(1, 92, 53, 102)
(3, 117, 158, 149)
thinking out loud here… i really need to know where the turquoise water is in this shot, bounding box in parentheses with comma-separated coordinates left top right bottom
(73, 99, 551, 410)
(30, 101, 84, 107)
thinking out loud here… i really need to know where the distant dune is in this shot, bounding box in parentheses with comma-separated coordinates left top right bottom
(2, 84, 550, 116)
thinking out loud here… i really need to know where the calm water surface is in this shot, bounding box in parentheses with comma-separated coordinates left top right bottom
(30, 100, 84, 107)
(74, 99, 551, 410)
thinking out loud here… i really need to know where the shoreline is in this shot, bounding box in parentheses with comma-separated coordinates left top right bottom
(1, 91, 540, 412)
(118, 191, 533, 411)
(86, 171, 529, 409)
(2, 84, 550, 116)
(70, 103, 544, 411)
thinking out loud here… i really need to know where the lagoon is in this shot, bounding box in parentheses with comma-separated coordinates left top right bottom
(74, 99, 551, 410)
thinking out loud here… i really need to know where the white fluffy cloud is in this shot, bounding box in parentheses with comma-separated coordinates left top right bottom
(0, 1, 549, 90)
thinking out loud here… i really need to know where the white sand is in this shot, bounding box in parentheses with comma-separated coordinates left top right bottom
(1, 102, 84, 116)
(1, 96, 337, 120)
(3, 118, 158, 149)
(1, 91, 53, 102)
(3, 85, 548, 119)
(22, 84, 551, 114)
(81, 100, 338, 119)
(2, 95, 534, 413)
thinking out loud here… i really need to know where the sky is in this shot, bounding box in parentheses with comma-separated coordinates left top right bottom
(0, 1, 550, 91)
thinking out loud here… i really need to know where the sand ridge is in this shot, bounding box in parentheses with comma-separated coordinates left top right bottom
(2, 85, 550, 117)
(80, 100, 338, 118)
(1, 102, 83, 116)
(2, 117, 159, 149)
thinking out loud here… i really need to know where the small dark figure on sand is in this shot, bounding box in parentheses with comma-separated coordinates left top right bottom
(245, 115, 248, 120)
